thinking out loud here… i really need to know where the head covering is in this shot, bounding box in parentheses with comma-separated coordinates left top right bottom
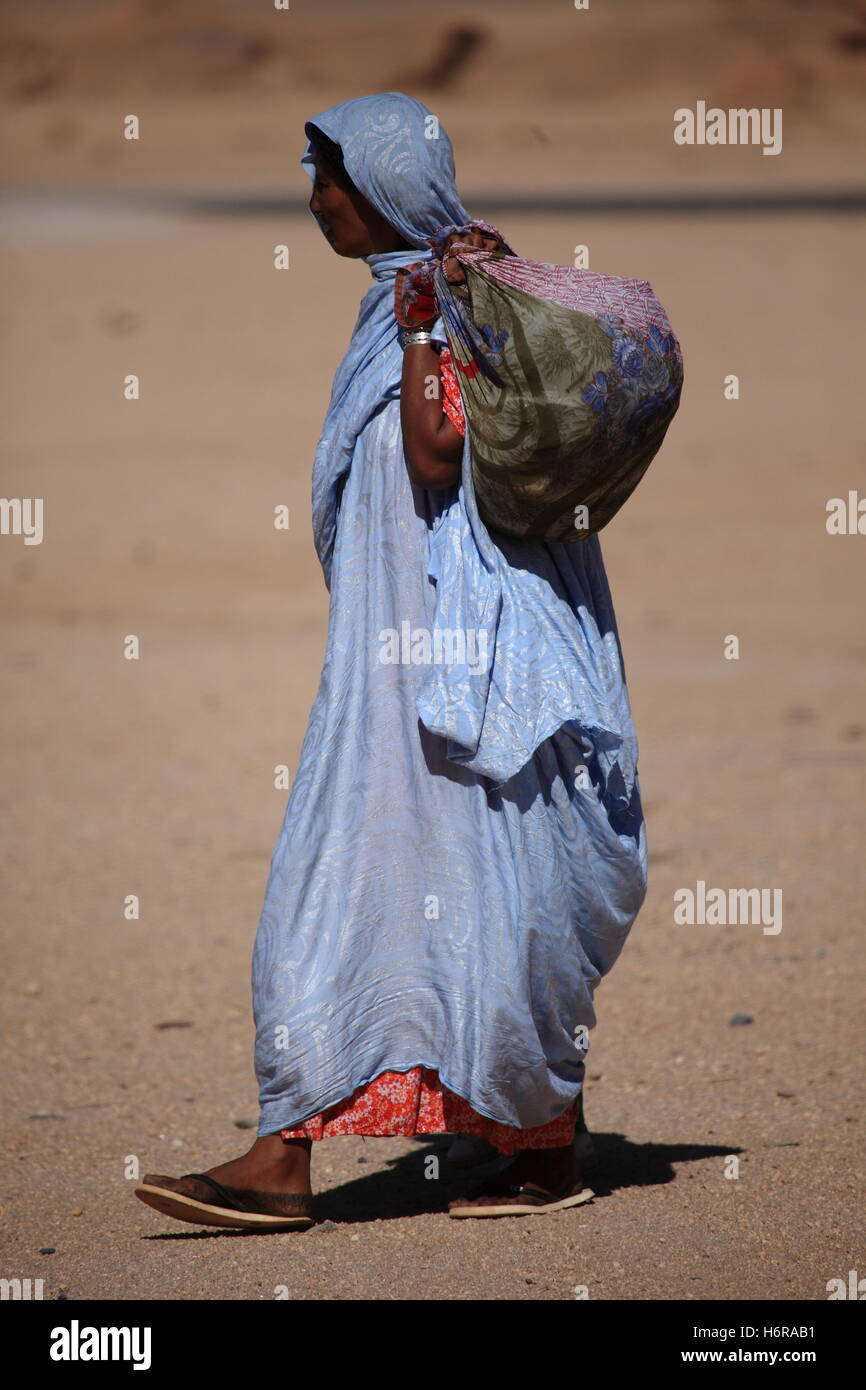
(302, 93, 468, 589)
(301, 92, 469, 250)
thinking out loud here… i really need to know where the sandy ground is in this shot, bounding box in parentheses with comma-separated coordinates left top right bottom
(1, 202, 863, 1302)
(1, 0, 864, 1304)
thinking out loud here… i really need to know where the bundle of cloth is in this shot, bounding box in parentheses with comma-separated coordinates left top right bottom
(396, 220, 684, 543)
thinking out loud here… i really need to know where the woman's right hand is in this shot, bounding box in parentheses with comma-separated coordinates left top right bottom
(441, 230, 505, 287)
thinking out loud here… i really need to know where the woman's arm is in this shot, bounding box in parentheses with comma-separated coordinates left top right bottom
(398, 228, 505, 490)
(400, 337, 463, 490)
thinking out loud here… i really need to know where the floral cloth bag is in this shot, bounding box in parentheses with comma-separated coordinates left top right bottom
(396, 221, 683, 543)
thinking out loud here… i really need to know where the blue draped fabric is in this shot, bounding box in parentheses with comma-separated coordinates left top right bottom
(252, 93, 647, 1135)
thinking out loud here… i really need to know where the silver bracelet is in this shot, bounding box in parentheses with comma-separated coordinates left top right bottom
(399, 327, 433, 350)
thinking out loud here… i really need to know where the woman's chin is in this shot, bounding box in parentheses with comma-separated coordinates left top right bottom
(322, 231, 354, 257)
(333, 241, 372, 259)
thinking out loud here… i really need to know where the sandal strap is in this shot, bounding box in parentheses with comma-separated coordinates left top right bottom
(504, 1183, 560, 1204)
(179, 1172, 313, 1218)
(180, 1172, 256, 1214)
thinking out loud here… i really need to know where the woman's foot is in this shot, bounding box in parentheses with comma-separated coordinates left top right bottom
(183, 1134, 312, 1194)
(447, 1143, 593, 1218)
(135, 1135, 314, 1230)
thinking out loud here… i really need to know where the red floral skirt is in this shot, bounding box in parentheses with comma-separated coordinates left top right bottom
(278, 1065, 577, 1155)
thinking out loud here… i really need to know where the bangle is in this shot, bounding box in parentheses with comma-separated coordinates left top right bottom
(399, 327, 434, 350)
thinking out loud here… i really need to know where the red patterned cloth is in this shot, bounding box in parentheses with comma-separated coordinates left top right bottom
(279, 1065, 577, 1154)
(439, 346, 466, 437)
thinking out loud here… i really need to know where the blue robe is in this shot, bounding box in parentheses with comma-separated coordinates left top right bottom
(252, 94, 647, 1135)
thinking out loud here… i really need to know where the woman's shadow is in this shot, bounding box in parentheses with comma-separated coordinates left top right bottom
(312, 1130, 743, 1225)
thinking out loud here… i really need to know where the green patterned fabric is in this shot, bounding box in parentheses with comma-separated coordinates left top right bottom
(432, 245, 683, 543)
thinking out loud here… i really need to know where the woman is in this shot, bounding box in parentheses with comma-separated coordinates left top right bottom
(135, 92, 647, 1229)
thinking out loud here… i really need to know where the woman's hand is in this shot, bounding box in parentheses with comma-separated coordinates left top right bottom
(441, 229, 505, 288)
(393, 261, 438, 333)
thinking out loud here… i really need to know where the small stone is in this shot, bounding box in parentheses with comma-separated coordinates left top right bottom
(776, 1090, 795, 1098)
(70, 1208, 83, 1217)
(24, 981, 41, 996)
(356, 1156, 368, 1164)
(232, 1118, 256, 1130)
(313, 1219, 337, 1233)
(170, 1138, 185, 1148)
(29, 1113, 66, 1121)
(40, 1247, 55, 1255)
(729, 1013, 753, 1027)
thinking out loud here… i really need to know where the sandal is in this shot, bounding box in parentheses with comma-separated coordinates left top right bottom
(134, 1171, 314, 1231)
(448, 1140, 594, 1218)
(448, 1167, 594, 1218)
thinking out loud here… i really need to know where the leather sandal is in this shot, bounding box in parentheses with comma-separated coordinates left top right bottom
(134, 1171, 314, 1231)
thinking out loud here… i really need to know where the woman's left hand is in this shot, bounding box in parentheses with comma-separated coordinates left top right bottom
(394, 262, 438, 333)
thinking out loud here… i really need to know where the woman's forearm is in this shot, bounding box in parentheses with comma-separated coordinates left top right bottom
(400, 340, 463, 489)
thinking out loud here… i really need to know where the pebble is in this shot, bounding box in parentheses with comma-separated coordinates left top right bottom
(40, 1247, 55, 1255)
(232, 1118, 256, 1130)
(729, 1013, 753, 1026)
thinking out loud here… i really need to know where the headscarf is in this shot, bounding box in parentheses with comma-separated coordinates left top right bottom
(302, 91, 468, 252)
(301, 92, 469, 585)
(302, 92, 638, 797)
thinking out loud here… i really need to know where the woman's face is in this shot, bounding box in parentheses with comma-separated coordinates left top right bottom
(309, 160, 408, 257)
